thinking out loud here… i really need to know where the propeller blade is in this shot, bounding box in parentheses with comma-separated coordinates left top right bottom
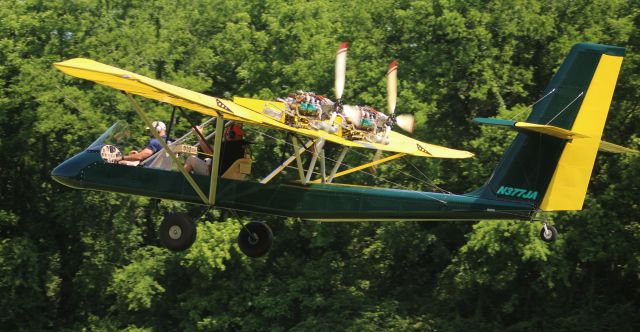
(342, 104, 361, 125)
(335, 42, 348, 100)
(396, 114, 416, 133)
(386, 60, 398, 115)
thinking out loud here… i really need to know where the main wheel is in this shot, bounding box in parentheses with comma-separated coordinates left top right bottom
(238, 221, 273, 258)
(539, 224, 557, 243)
(160, 212, 197, 251)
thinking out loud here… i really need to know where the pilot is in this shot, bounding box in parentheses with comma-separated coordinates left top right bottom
(118, 121, 167, 165)
(184, 122, 248, 176)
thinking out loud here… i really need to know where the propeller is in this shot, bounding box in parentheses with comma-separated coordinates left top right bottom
(387, 60, 397, 116)
(385, 60, 415, 134)
(326, 42, 348, 132)
(335, 42, 348, 102)
(396, 114, 416, 133)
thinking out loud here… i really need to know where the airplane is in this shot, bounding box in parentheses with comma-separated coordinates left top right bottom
(51, 42, 637, 258)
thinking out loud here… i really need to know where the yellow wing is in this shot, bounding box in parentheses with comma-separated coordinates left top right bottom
(55, 58, 473, 158)
(55, 58, 269, 124)
(234, 97, 473, 158)
(355, 132, 474, 158)
(54, 58, 363, 147)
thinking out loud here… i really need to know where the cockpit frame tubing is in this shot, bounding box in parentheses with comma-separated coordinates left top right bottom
(125, 93, 210, 205)
(140, 116, 219, 167)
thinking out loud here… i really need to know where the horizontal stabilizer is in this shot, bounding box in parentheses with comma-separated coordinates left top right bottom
(472, 117, 516, 128)
(514, 122, 589, 139)
(599, 140, 639, 153)
(475, 117, 636, 153)
(474, 117, 589, 139)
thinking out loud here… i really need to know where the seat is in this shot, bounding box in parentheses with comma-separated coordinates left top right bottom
(144, 151, 172, 170)
(221, 158, 252, 180)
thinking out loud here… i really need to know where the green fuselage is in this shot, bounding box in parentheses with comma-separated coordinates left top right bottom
(52, 150, 534, 221)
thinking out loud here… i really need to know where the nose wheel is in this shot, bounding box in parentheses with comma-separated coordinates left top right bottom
(159, 212, 197, 251)
(237, 221, 273, 258)
(539, 223, 557, 243)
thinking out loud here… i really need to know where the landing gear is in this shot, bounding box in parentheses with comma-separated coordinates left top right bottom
(237, 221, 273, 258)
(158, 209, 274, 257)
(539, 223, 557, 243)
(159, 212, 197, 251)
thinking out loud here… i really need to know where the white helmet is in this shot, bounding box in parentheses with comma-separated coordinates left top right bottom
(147, 121, 166, 132)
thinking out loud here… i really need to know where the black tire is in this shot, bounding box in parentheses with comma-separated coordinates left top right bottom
(159, 213, 197, 251)
(539, 224, 557, 243)
(238, 221, 273, 258)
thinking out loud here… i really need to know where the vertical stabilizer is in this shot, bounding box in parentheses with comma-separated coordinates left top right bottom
(470, 43, 625, 211)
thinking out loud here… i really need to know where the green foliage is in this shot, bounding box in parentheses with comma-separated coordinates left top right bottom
(0, 0, 638, 330)
(0, 236, 50, 329)
(109, 247, 169, 312)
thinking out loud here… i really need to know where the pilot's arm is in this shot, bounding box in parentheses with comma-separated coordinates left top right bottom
(119, 147, 153, 162)
(193, 126, 213, 155)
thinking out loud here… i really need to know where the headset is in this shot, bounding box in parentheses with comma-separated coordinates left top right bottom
(152, 121, 166, 132)
(224, 123, 244, 140)
(148, 121, 166, 134)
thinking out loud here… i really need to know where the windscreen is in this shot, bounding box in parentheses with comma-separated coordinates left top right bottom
(86, 122, 138, 151)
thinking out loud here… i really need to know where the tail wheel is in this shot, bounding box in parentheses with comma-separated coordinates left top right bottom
(539, 224, 557, 243)
(160, 213, 197, 251)
(238, 221, 273, 258)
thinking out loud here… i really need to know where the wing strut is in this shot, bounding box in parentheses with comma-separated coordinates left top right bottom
(260, 139, 316, 184)
(305, 139, 325, 183)
(319, 149, 327, 183)
(291, 136, 307, 184)
(208, 115, 224, 205)
(311, 152, 406, 184)
(328, 147, 349, 183)
(125, 93, 210, 205)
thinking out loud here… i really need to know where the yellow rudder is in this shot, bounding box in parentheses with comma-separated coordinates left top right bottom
(540, 54, 624, 211)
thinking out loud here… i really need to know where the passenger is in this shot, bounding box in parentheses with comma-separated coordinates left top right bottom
(184, 122, 248, 176)
(118, 121, 167, 165)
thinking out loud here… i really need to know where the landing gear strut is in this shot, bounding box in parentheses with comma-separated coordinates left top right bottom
(159, 212, 197, 251)
(237, 221, 273, 258)
(539, 223, 557, 243)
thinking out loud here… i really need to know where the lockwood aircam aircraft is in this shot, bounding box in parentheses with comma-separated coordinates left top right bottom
(52, 42, 636, 258)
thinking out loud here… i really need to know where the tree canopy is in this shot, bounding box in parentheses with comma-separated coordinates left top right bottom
(0, 0, 638, 330)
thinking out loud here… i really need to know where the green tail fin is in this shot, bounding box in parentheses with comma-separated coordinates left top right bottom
(469, 43, 625, 211)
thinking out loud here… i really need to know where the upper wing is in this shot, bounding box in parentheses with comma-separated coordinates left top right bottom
(55, 58, 268, 124)
(355, 132, 474, 158)
(54, 58, 363, 147)
(55, 58, 473, 158)
(234, 97, 473, 158)
(232, 96, 362, 147)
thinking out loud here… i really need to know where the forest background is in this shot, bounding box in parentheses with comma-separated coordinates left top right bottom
(0, 0, 638, 331)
